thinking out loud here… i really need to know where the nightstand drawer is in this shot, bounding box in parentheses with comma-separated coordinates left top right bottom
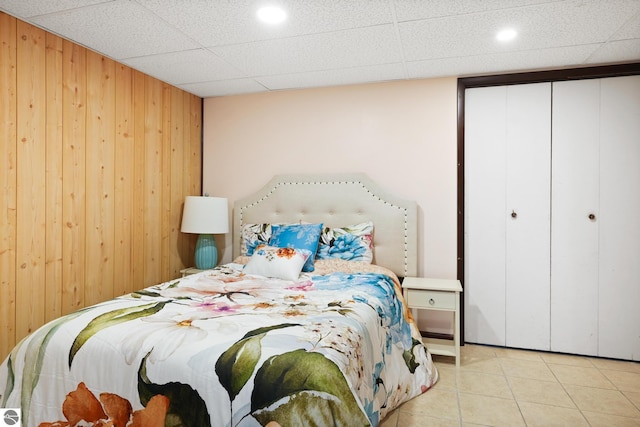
(406, 289, 456, 310)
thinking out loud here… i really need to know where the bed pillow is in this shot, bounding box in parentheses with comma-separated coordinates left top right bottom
(240, 223, 273, 256)
(316, 221, 374, 263)
(243, 245, 311, 281)
(269, 223, 323, 272)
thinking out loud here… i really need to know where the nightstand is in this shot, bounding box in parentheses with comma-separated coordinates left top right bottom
(180, 267, 209, 277)
(402, 277, 463, 367)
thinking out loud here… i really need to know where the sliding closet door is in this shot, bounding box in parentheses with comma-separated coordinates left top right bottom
(465, 83, 551, 349)
(598, 75, 640, 360)
(551, 80, 600, 355)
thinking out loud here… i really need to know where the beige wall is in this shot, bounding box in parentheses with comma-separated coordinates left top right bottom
(203, 78, 458, 279)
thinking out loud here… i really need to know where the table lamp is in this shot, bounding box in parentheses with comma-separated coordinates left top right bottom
(180, 196, 229, 269)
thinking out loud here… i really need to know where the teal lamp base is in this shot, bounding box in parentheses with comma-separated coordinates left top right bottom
(194, 234, 218, 269)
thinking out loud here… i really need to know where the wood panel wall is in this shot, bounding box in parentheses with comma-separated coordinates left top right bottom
(0, 13, 202, 359)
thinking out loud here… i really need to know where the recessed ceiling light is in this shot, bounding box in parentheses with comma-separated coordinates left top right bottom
(496, 28, 517, 42)
(257, 6, 286, 24)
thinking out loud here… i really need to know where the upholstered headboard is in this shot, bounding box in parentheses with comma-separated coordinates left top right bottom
(233, 174, 417, 277)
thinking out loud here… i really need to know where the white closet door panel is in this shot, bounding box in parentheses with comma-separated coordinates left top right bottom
(551, 80, 600, 355)
(598, 75, 640, 360)
(504, 83, 551, 350)
(465, 86, 507, 346)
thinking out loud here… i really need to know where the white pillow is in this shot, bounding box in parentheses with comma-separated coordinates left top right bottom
(243, 245, 312, 281)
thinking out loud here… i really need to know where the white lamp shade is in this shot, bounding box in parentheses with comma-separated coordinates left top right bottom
(180, 196, 229, 234)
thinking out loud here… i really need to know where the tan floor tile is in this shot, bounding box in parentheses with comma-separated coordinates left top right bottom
(623, 390, 640, 410)
(379, 409, 398, 427)
(590, 357, 640, 374)
(460, 345, 502, 375)
(548, 363, 616, 389)
(433, 365, 457, 390)
(399, 388, 460, 420)
(582, 410, 640, 427)
(508, 376, 575, 408)
(493, 346, 544, 361)
(457, 371, 512, 398)
(564, 384, 640, 418)
(397, 413, 460, 427)
(460, 356, 504, 375)
(390, 345, 640, 427)
(461, 344, 499, 359)
(540, 352, 595, 367)
(601, 369, 640, 393)
(518, 401, 589, 427)
(499, 357, 556, 381)
(459, 393, 525, 426)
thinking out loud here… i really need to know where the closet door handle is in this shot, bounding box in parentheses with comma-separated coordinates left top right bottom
(588, 213, 596, 221)
(511, 210, 518, 219)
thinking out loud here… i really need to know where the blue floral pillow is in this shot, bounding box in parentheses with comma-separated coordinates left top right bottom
(269, 223, 323, 272)
(240, 223, 273, 256)
(316, 221, 374, 263)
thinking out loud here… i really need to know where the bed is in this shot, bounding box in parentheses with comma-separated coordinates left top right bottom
(0, 173, 438, 427)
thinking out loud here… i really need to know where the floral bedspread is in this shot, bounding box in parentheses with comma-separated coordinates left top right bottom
(0, 260, 438, 427)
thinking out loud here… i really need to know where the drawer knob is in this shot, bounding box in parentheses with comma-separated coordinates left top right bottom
(429, 298, 435, 305)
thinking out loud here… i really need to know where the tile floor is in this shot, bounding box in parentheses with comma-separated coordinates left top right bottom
(381, 344, 640, 426)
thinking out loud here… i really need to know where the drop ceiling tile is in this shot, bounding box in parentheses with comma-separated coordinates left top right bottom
(400, 1, 640, 62)
(178, 79, 268, 98)
(586, 39, 640, 64)
(393, 0, 559, 21)
(406, 44, 599, 78)
(210, 25, 403, 76)
(0, 0, 109, 18)
(611, 10, 640, 40)
(138, 0, 394, 47)
(122, 49, 244, 85)
(400, 12, 520, 60)
(29, 0, 199, 59)
(255, 62, 407, 91)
